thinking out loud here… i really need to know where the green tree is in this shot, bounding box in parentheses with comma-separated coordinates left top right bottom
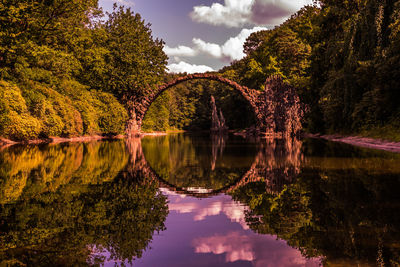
(0, 1, 130, 140)
(309, 0, 400, 136)
(223, 5, 318, 92)
(84, 5, 168, 135)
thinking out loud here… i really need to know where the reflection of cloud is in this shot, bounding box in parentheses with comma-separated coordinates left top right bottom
(159, 187, 186, 198)
(194, 232, 255, 262)
(167, 195, 249, 230)
(185, 187, 213, 194)
(193, 232, 322, 267)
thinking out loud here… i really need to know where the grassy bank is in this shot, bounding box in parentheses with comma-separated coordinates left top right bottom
(0, 80, 127, 141)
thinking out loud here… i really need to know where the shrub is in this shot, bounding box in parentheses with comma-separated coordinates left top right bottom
(0, 81, 42, 140)
(21, 80, 84, 137)
(59, 79, 128, 135)
(0, 79, 128, 141)
(0, 112, 42, 141)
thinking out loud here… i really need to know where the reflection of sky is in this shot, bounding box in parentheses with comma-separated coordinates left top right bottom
(165, 188, 249, 229)
(102, 190, 321, 267)
(193, 232, 321, 267)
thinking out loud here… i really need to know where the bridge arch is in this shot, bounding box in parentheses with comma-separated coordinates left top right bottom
(144, 74, 260, 126)
(127, 74, 263, 135)
(127, 74, 304, 137)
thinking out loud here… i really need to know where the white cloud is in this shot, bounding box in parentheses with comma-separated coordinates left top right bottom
(167, 61, 214, 74)
(193, 38, 223, 58)
(190, 0, 254, 28)
(164, 45, 197, 57)
(190, 0, 313, 28)
(166, 26, 267, 63)
(164, 27, 267, 65)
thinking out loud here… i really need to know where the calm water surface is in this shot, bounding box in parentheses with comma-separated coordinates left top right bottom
(1, 134, 400, 266)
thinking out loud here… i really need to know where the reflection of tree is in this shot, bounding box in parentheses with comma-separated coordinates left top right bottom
(228, 138, 303, 195)
(0, 141, 129, 204)
(231, 141, 400, 266)
(139, 135, 303, 197)
(0, 142, 168, 266)
(142, 134, 255, 191)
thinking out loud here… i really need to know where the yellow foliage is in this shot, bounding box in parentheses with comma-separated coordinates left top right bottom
(0, 141, 129, 204)
(0, 81, 42, 140)
(0, 79, 127, 141)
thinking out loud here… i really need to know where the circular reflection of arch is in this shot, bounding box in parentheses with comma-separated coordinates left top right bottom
(125, 137, 304, 198)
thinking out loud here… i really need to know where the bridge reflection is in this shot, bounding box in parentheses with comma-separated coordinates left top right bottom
(125, 136, 303, 198)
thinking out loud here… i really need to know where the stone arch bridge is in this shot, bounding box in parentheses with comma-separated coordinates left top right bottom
(126, 74, 304, 137)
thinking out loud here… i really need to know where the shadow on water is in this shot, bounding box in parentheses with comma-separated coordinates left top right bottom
(0, 135, 400, 266)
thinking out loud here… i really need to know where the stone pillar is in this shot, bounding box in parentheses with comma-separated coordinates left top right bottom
(256, 76, 305, 138)
(210, 96, 228, 133)
(219, 109, 228, 132)
(126, 105, 141, 137)
(210, 96, 221, 132)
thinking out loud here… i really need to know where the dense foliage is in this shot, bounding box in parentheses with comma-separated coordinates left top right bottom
(221, 6, 318, 92)
(309, 0, 400, 138)
(2, 0, 399, 139)
(141, 0, 400, 138)
(0, 1, 168, 140)
(217, 1, 400, 139)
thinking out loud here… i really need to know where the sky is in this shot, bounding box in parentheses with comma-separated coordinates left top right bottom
(98, 0, 313, 73)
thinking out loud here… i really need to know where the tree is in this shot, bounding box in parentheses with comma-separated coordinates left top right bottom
(95, 5, 168, 136)
(0, 0, 100, 81)
(309, 0, 400, 135)
(223, 5, 318, 92)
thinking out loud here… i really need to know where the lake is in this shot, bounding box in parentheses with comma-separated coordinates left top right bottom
(1, 133, 400, 266)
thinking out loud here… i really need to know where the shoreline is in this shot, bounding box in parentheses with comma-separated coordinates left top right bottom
(0, 132, 172, 148)
(2, 132, 400, 154)
(306, 133, 400, 153)
(0, 135, 125, 148)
